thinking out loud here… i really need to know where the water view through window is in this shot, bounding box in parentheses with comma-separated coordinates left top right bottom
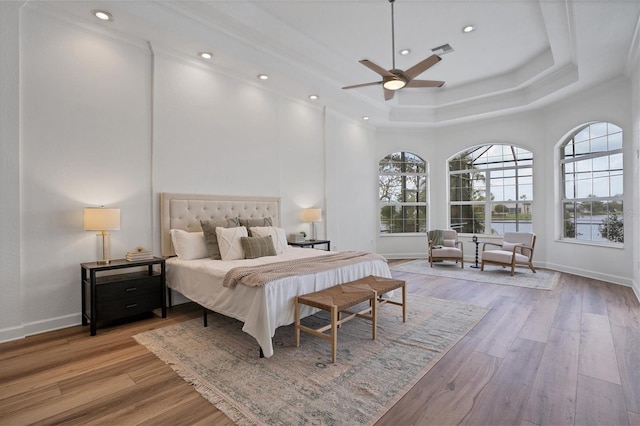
(561, 122, 623, 244)
(449, 144, 533, 236)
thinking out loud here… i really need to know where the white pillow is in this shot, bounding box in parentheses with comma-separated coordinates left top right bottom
(216, 226, 248, 261)
(502, 241, 520, 253)
(169, 229, 208, 260)
(249, 226, 288, 254)
(443, 239, 456, 247)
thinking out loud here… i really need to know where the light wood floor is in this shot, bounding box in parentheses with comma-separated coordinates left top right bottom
(1, 261, 639, 425)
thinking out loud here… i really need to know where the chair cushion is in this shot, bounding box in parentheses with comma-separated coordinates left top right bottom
(441, 230, 458, 240)
(432, 247, 462, 257)
(483, 250, 529, 264)
(503, 232, 534, 246)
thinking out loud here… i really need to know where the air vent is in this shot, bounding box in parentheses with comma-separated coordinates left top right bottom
(431, 44, 454, 56)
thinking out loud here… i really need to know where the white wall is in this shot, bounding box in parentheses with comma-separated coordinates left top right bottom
(376, 79, 636, 288)
(325, 110, 378, 253)
(630, 30, 640, 300)
(0, 1, 24, 342)
(19, 6, 153, 334)
(0, 5, 378, 341)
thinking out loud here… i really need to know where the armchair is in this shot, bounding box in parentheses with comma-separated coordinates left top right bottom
(428, 229, 464, 268)
(480, 232, 536, 276)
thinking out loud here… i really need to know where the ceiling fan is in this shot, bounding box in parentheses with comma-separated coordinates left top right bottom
(342, 0, 445, 101)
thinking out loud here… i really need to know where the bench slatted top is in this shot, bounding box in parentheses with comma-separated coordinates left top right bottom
(342, 275, 405, 295)
(296, 284, 374, 312)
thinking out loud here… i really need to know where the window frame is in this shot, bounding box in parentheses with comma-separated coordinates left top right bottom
(378, 151, 428, 235)
(559, 122, 624, 246)
(448, 144, 534, 236)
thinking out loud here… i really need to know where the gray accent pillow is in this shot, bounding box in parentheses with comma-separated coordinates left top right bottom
(239, 217, 273, 232)
(200, 218, 240, 259)
(241, 235, 277, 259)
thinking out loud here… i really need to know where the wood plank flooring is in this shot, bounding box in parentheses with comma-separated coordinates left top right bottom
(1, 261, 639, 425)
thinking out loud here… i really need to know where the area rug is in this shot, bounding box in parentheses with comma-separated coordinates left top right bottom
(391, 259, 560, 290)
(133, 295, 488, 426)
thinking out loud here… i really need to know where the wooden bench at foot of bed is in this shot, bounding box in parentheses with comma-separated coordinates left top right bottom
(294, 275, 406, 363)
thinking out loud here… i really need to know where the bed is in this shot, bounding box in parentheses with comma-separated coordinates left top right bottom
(160, 193, 392, 357)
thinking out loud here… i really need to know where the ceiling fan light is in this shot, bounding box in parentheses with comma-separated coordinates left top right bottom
(383, 79, 406, 90)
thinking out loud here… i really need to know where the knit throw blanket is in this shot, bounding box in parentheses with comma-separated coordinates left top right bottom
(223, 251, 387, 288)
(428, 230, 444, 246)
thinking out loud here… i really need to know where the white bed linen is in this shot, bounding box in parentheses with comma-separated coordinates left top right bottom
(166, 246, 392, 357)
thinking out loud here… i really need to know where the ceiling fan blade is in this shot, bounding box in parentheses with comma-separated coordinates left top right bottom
(404, 54, 442, 81)
(342, 81, 383, 90)
(405, 79, 445, 88)
(384, 88, 395, 100)
(359, 59, 395, 77)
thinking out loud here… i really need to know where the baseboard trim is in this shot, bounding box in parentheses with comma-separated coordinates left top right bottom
(543, 261, 633, 288)
(0, 324, 25, 343)
(0, 313, 80, 344)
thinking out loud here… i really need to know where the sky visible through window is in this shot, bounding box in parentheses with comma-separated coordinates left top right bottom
(561, 122, 623, 243)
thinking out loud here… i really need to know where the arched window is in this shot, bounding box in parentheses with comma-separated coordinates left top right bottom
(560, 122, 623, 244)
(379, 151, 427, 234)
(449, 144, 533, 235)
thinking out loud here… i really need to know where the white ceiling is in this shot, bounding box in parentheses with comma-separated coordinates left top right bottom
(32, 0, 640, 126)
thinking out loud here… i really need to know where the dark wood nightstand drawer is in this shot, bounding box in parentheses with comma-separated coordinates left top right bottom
(96, 292, 163, 320)
(96, 275, 162, 302)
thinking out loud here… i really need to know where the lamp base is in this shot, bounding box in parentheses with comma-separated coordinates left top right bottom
(98, 231, 112, 265)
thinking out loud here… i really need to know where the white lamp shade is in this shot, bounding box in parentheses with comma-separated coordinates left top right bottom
(84, 207, 120, 231)
(302, 208, 322, 222)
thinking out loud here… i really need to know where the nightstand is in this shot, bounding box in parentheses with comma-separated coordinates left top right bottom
(81, 257, 166, 335)
(289, 239, 331, 251)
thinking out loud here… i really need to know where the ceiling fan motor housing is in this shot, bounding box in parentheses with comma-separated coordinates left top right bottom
(383, 71, 408, 90)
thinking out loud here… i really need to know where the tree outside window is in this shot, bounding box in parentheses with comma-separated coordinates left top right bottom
(561, 122, 623, 244)
(379, 152, 427, 234)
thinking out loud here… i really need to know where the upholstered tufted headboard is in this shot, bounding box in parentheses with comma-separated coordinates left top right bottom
(160, 193, 281, 257)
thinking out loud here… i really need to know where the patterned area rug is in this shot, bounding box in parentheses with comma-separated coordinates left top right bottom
(134, 295, 488, 426)
(391, 259, 560, 290)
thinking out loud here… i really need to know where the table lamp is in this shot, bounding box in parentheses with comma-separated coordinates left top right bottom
(302, 208, 322, 241)
(84, 207, 120, 264)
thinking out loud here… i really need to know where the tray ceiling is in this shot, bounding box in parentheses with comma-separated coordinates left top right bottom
(29, 1, 640, 126)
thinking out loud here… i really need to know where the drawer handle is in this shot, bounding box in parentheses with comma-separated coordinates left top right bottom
(126, 303, 138, 309)
(125, 287, 137, 292)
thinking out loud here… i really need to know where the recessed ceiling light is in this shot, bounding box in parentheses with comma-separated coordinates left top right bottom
(309, 94, 319, 100)
(257, 74, 269, 80)
(92, 10, 113, 22)
(462, 25, 475, 33)
(400, 49, 411, 56)
(362, 116, 370, 121)
(198, 52, 213, 60)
